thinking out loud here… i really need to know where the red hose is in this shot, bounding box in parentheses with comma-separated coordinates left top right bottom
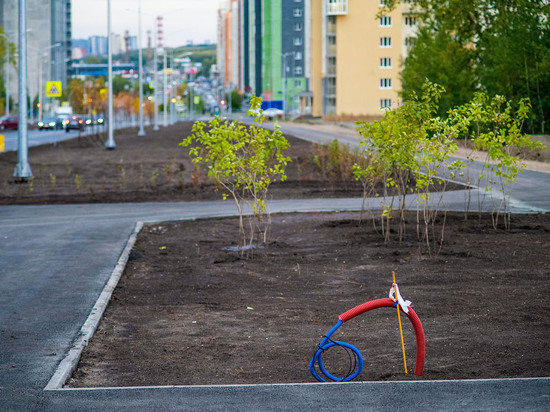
(338, 298, 425, 376)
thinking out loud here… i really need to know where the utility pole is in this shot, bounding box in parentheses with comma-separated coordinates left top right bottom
(163, 50, 168, 127)
(105, 0, 116, 149)
(14, 0, 32, 180)
(137, 0, 145, 136)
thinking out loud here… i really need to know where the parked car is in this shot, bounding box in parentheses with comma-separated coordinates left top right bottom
(38, 116, 62, 131)
(64, 115, 85, 132)
(0, 115, 18, 130)
(263, 108, 284, 120)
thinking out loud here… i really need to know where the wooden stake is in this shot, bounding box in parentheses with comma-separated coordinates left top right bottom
(393, 271, 408, 375)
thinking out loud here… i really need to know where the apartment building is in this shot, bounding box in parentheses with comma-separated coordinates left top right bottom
(219, 0, 307, 112)
(219, 0, 418, 117)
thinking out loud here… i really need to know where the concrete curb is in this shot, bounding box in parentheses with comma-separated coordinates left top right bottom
(44, 221, 144, 390)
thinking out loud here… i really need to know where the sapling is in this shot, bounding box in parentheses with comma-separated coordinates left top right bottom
(180, 95, 291, 256)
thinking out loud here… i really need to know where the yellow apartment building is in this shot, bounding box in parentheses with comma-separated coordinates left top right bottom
(309, 0, 418, 118)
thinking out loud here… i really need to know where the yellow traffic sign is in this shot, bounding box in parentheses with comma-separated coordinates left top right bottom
(46, 81, 62, 97)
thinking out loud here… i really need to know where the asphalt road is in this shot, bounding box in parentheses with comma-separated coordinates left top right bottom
(0, 122, 549, 411)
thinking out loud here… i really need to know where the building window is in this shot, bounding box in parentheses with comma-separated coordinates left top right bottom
(380, 37, 392, 47)
(294, 37, 303, 46)
(380, 99, 392, 109)
(295, 80, 302, 88)
(380, 57, 392, 68)
(293, 8, 302, 17)
(379, 0, 390, 5)
(294, 51, 303, 60)
(380, 78, 392, 89)
(380, 16, 392, 27)
(294, 23, 303, 31)
(295, 66, 303, 75)
(294, 0, 302, 2)
(404, 16, 417, 26)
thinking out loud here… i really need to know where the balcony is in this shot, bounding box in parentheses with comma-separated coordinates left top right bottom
(327, 0, 347, 15)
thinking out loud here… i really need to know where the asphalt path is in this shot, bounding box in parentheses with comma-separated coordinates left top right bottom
(0, 122, 549, 411)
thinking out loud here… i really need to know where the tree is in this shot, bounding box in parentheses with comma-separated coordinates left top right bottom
(180, 96, 291, 256)
(476, 0, 550, 133)
(68, 78, 85, 114)
(392, 0, 550, 133)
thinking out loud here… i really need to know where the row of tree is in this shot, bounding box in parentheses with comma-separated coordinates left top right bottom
(383, 0, 550, 134)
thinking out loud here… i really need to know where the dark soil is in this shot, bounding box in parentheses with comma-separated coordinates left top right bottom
(0, 123, 371, 204)
(3, 123, 548, 387)
(67, 211, 550, 387)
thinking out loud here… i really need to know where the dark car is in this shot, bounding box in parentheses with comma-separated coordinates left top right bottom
(38, 116, 61, 131)
(0, 115, 18, 130)
(64, 115, 85, 132)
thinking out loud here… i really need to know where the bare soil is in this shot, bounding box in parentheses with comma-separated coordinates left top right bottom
(0, 123, 370, 204)
(66, 211, 550, 387)
(2, 123, 548, 387)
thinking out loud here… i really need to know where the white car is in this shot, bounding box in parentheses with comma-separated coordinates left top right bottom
(262, 108, 284, 120)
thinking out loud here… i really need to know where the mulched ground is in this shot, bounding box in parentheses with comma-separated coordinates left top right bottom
(66, 211, 550, 387)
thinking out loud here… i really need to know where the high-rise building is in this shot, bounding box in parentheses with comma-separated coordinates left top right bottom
(219, 0, 307, 112)
(310, 0, 418, 117)
(219, 0, 419, 118)
(1, 0, 72, 113)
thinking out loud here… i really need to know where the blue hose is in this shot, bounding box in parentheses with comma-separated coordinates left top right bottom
(309, 320, 364, 382)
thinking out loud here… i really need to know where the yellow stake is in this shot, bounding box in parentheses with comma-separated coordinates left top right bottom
(393, 271, 408, 375)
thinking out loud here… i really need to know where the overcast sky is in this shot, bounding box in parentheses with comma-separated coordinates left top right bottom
(71, 0, 220, 47)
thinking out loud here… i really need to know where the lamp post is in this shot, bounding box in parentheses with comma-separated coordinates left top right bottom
(14, 0, 32, 180)
(163, 49, 168, 127)
(0, 33, 10, 116)
(105, 0, 115, 149)
(34, 43, 61, 122)
(137, 0, 145, 136)
(153, 25, 159, 131)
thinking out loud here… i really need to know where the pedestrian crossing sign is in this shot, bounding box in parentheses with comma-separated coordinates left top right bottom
(46, 81, 62, 97)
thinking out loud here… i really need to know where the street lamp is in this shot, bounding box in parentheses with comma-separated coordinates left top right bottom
(137, 0, 145, 136)
(14, 0, 32, 180)
(105, 0, 116, 149)
(34, 42, 61, 122)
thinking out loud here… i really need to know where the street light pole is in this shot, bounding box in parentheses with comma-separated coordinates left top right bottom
(137, 0, 145, 136)
(163, 50, 168, 127)
(153, 25, 159, 131)
(105, 0, 116, 149)
(14, 0, 32, 180)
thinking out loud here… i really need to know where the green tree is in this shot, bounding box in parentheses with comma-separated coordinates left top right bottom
(112, 75, 131, 95)
(476, 0, 550, 133)
(180, 96, 291, 255)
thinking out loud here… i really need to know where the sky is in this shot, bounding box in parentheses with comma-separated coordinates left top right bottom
(71, 0, 220, 47)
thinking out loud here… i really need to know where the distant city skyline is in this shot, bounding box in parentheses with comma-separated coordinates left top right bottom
(72, 0, 219, 47)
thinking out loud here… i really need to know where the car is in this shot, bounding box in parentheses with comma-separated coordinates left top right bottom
(262, 108, 284, 120)
(38, 116, 61, 131)
(64, 115, 85, 132)
(0, 115, 18, 130)
(93, 116, 104, 126)
(55, 114, 70, 128)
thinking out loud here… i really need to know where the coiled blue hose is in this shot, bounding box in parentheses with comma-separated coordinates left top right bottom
(309, 320, 363, 382)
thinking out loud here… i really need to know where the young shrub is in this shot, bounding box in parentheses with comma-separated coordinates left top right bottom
(355, 81, 463, 251)
(449, 93, 546, 228)
(180, 95, 291, 255)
